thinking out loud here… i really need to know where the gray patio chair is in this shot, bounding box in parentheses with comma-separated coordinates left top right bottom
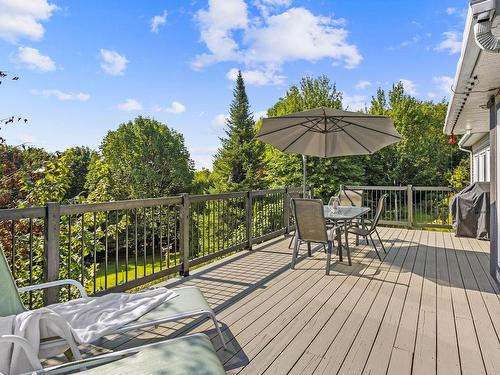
(291, 198, 338, 275)
(339, 188, 366, 244)
(0, 244, 227, 363)
(0, 333, 225, 375)
(339, 188, 363, 207)
(346, 194, 387, 260)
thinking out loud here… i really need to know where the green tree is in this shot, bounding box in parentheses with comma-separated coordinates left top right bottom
(64, 146, 96, 201)
(94, 117, 194, 200)
(365, 83, 466, 186)
(263, 76, 366, 200)
(192, 168, 214, 194)
(211, 70, 265, 192)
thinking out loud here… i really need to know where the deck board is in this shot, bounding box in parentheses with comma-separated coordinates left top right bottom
(57, 228, 500, 375)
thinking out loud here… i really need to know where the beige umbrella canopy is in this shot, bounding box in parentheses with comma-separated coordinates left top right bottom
(256, 107, 401, 195)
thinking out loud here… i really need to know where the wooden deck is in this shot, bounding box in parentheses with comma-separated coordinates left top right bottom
(77, 228, 500, 374)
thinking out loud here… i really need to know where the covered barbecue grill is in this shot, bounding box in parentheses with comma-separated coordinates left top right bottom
(450, 182, 490, 240)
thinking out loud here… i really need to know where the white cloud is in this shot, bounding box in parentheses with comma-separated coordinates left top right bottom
(166, 101, 186, 114)
(153, 101, 187, 114)
(0, 0, 58, 42)
(355, 80, 371, 90)
(212, 113, 228, 129)
(427, 92, 437, 99)
(117, 99, 143, 112)
(151, 10, 167, 33)
(253, 110, 267, 120)
(32, 89, 90, 101)
(399, 79, 418, 96)
(100, 49, 128, 76)
(244, 8, 362, 69)
(435, 31, 462, 54)
(226, 67, 284, 86)
(445, 7, 457, 15)
(193, 2, 361, 80)
(433, 75, 454, 97)
(192, 0, 248, 69)
(17, 46, 55, 71)
(342, 94, 367, 111)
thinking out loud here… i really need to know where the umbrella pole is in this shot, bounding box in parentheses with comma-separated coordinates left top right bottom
(302, 154, 307, 198)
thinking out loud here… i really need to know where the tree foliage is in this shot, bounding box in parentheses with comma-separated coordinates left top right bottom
(94, 116, 194, 200)
(211, 71, 265, 192)
(365, 83, 466, 186)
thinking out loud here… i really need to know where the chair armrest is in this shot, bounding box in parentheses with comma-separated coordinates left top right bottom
(18, 279, 88, 298)
(0, 334, 43, 370)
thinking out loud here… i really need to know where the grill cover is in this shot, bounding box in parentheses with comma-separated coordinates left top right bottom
(451, 182, 490, 240)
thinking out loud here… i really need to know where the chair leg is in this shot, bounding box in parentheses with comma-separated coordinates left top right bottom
(291, 238, 300, 269)
(326, 241, 332, 275)
(344, 227, 352, 266)
(209, 312, 228, 350)
(375, 229, 386, 253)
(288, 231, 295, 249)
(369, 234, 381, 260)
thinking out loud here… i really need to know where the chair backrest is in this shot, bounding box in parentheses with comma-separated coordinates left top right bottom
(370, 194, 388, 231)
(0, 244, 27, 317)
(339, 189, 363, 207)
(292, 199, 328, 243)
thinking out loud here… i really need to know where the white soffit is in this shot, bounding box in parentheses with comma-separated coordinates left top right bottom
(444, 11, 500, 135)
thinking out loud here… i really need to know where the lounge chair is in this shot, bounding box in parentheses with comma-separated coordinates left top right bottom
(291, 198, 338, 275)
(0, 333, 226, 375)
(0, 245, 227, 365)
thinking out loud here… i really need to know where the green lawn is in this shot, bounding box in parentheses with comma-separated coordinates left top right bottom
(91, 253, 180, 291)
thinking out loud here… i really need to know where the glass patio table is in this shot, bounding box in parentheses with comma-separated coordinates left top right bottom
(323, 205, 370, 266)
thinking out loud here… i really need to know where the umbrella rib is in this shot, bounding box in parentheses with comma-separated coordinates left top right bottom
(257, 117, 325, 137)
(282, 118, 323, 153)
(340, 126, 373, 154)
(335, 117, 402, 139)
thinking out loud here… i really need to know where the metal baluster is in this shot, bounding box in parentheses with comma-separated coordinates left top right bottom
(11, 220, 15, 277)
(93, 212, 97, 293)
(105, 212, 108, 290)
(81, 214, 85, 289)
(115, 210, 119, 285)
(152, 207, 155, 274)
(125, 209, 129, 280)
(143, 207, 147, 277)
(159, 206, 162, 271)
(134, 209, 138, 280)
(68, 216, 72, 299)
(29, 218, 33, 308)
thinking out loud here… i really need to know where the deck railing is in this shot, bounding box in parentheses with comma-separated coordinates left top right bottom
(344, 185, 461, 229)
(0, 188, 302, 306)
(0, 185, 459, 306)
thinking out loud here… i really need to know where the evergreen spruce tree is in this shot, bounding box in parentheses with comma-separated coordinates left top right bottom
(211, 71, 265, 192)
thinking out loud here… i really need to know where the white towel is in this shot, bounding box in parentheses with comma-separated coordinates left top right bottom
(0, 287, 177, 375)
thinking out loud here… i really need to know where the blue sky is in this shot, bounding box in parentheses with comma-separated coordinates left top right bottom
(0, 0, 467, 169)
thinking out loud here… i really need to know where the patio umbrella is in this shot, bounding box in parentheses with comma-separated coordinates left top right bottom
(256, 107, 401, 196)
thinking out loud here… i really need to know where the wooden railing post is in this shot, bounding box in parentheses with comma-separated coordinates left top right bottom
(246, 190, 253, 250)
(284, 187, 290, 234)
(44, 202, 60, 305)
(407, 185, 414, 228)
(180, 193, 190, 276)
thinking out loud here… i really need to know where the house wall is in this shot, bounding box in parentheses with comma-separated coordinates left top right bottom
(471, 135, 490, 182)
(490, 94, 499, 279)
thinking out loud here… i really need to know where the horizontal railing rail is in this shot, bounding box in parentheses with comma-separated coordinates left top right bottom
(0, 187, 303, 306)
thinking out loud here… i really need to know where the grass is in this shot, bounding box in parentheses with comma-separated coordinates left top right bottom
(91, 253, 181, 292)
